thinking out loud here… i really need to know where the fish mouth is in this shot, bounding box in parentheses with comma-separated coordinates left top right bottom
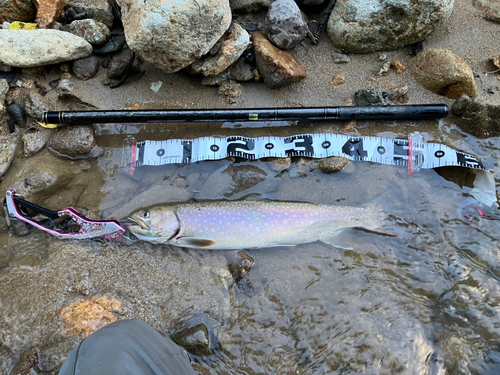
(123, 217, 150, 231)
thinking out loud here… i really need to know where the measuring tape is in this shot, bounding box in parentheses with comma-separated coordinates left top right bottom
(121, 132, 497, 207)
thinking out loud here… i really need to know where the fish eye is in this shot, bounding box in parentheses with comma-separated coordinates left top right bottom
(142, 210, 150, 218)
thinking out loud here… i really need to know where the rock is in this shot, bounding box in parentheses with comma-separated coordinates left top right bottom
(170, 314, 221, 356)
(0, 0, 36, 23)
(0, 78, 8, 99)
(48, 125, 98, 159)
(218, 81, 244, 104)
(70, 19, 110, 45)
(24, 91, 53, 121)
(93, 38, 123, 55)
(387, 84, 410, 104)
(390, 60, 406, 74)
(107, 59, 128, 79)
(201, 56, 254, 85)
(327, 0, 454, 53)
(189, 23, 251, 77)
(35, 0, 65, 29)
(316, 156, 350, 174)
(65, 0, 114, 28)
(474, 0, 500, 23)
(224, 250, 254, 281)
(252, 31, 307, 89)
(229, 0, 272, 13)
(6, 103, 27, 128)
(60, 296, 121, 338)
(72, 55, 101, 80)
(7, 346, 40, 375)
(116, 0, 231, 73)
(332, 51, 351, 64)
(269, 157, 291, 171)
(330, 74, 345, 85)
(265, 0, 308, 50)
(354, 89, 388, 106)
(0, 133, 17, 178)
(0, 30, 92, 68)
(0, 61, 13, 72)
(451, 94, 500, 138)
(22, 128, 50, 156)
(56, 78, 75, 93)
(409, 48, 478, 99)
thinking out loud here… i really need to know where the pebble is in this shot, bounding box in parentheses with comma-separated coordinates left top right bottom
(35, 0, 65, 29)
(65, 0, 115, 27)
(24, 90, 53, 121)
(251, 31, 307, 89)
(6, 103, 27, 128)
(265, 0, 308, 49)
(107, 59, 128, 79)
(332, 51, 351, 64)
(0, 30, 92, 68)
(57, 78, 75, 93)
(48, 125, 98, 159)
(22, 128, 50, 156)
(169, 314, 221, 356)
(0, 133, 18, 178)
(0, 78, 8, 99)
(354, 89, 389, 106)
(409, 48, 478, 99)
(474, 0, 500, 23)
(7, 346, 40, 375)
(269, 157, 291, 172)
(72, 55, 101, 80)
(201, 56, 254, 86)
(330, 74, 346, 85)
(0, 61, 13, 72)
(451, 94, 500, 138)
(218, 81, 244, 104)
(316, 156, 350, 174)
(387, 84, 410, 104)
(390, 60, 407, 74)
(0, 0, 36, 23)
(69, 19, 111, 45)
(93, 38, 124, 55)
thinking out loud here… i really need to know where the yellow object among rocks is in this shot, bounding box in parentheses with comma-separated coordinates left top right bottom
(9, 21, 37, 30)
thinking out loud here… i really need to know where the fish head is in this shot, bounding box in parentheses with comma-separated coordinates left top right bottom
(126, 206, 180, 244)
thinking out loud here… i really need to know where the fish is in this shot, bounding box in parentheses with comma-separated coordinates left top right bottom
(125, 200, 389, 250)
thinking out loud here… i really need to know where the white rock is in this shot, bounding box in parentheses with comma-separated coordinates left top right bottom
(0, 30, 93, 68)
(117, 0, 232, 73)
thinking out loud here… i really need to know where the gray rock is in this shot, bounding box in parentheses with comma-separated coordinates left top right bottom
(93, 38, 124, 55)
(170, 314, 222, 356)
(0, 60, 13, 72)
(72, 55, 101, 80)
(66, 0, 114, 27)
(56, 78, 75, 93)
(0, 78, 8, 99)
(474, 0, 500, 23)
(332, 51, 351, 64)
(0, 30, 92, 68)
(201, 56, 254, 86)
(327, 0, 454, 53)
(252, 31, 307, 89)
(22, 129, 50, 157)
(354, 89, 388, 106)
(189, 23, 250, 77)
(116, 0, 232, 73)
(0, 0, 36, 23)
(451, 94, 500, 138)
(0, 133, 17, 178)
(48, 125, 98, 159)
(70, 19, 111, 45)
(6, 103, 27, 128)
(229, 0, 273, 13)
(24, 91, 53, 121)
(265, 0, 308, 50)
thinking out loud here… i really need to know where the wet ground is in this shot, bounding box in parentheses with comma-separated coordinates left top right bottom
(2, 1, 500, 373)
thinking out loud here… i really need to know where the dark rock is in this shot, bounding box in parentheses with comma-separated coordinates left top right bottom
(409, 48, 478, 99)
(0, 0, 36, 23)
(451, 94, 500, 138)
(265, 0, 308, 50)
(169, 314, 221, 356)
(6, 103, 27, 128)
(107, 59, 128, 79)
(0, 61, 13, 72)
(224, 250, 255, 281)
(252, 31, 307, 89)
(354, 89, 388, 106)
(72, 55, 101, 80)
(48, 125, 98, 159)
(387, 84, 410, 104)
(69, 19, 110, 45)
(93, 38, 123, 55)
(201, 56, 254, 86)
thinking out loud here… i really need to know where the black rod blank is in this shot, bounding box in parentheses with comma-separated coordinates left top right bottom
(43, 104, 449, 126)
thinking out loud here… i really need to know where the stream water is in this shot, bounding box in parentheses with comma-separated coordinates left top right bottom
(1, 119, 500, 374)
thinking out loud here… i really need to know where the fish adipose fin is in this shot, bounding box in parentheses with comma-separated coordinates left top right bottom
(176, 237, 217, 248)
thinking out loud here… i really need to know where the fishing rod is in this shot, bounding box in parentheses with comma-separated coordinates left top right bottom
(42, 104, 449, 127)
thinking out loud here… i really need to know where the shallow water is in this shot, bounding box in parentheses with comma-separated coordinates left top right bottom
(1, 120, 500, 374)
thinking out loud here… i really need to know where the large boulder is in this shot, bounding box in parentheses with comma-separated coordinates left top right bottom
(327, 0, 454, 53)
(0, 30, 92, 68)
(116, 0, 232, 73)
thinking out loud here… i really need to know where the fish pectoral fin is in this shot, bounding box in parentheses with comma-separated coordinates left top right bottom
(320, 230, 354, 250)
(176, 237, 217, 248)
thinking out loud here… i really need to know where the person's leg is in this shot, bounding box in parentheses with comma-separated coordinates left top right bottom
(59, 319, 198, 375)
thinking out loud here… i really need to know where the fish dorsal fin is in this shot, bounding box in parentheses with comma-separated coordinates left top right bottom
(176, 237, 217, 248)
